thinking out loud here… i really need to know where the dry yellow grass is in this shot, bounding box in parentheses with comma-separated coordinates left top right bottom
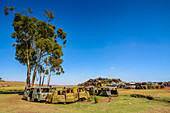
(0, 94, 170, 113)
(0, 83, 170, 113)
(118, 88, 170, 97)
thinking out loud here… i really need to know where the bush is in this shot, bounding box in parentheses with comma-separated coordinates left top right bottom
(87, 98, 94, 102)
(94, 96, 98, 103)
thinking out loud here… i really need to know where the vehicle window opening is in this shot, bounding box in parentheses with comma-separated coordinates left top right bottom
(62, 91, 65, 95)
(41, 88, 49, 93)
(37, 89, 40, 92)
(58, 91, 61, 95)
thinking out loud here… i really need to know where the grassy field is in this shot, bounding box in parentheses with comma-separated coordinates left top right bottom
(0, 94, 169, 113)
(0, 86, 25, 93)
(0, 83, 170, 113)
(118, 88, 170, 102)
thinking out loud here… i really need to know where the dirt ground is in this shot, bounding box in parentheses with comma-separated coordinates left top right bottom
(0, 94, 59, 113)
(0, 94, 117, 113)
(0, 93, 170, 113)
(165, 86, 170, 90)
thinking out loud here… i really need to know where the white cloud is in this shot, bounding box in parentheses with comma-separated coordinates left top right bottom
(110, 66, 114, 70)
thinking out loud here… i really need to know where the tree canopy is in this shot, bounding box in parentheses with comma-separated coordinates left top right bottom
(4, 7, 67, 87)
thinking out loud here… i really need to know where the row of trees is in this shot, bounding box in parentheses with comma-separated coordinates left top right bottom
(4, 7, 67, 87)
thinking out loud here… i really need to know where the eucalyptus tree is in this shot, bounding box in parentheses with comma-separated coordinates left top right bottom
(4, 7, 67, 87)
(5, 7, 37, 87)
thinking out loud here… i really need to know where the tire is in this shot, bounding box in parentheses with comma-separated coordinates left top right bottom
(38, 98, 41, 102)
(34, 98, 38, 102)
(31, 98, 34, 102)
(27, 97, 31, 102)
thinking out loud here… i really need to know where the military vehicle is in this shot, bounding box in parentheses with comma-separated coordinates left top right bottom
(85, 85, 118, 97)
(136, 83, 142, 89)
(78, 86, 90, 100)
(22, 87, 34, 100)
(22, 86, 52, 102)
(46, 87, 66, 104)
(107, 84, 118, 88)
(85, 86, 99, 95)
(147, 82, 153, 89)
(117, 83, 125, 88)
(47, 86, 89, 104)
(64, 86, 79, 102)
(158, 82, 164, 88)
(152, 82, 159, 89)
(125, 83, 136, 89)
(98, 86, 118, 97)
(141, 82, 148, 89)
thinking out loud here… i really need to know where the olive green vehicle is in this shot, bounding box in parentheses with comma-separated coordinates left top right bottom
(22, 86, 52, 102)
(86, 86, 118, 97)
(147, 82, 153, 89)
(78, 86, 90, 100)
(141, 82, 148, 89)
(46, 87, 66, 104)
(98, 86, 118, 97)
(125, 83, 136, 89)
(47, 87, 78, 104)
(85, 86, 99, 95)
(158, 82, 164, 88)
(22, 87, 34, 100)
(152, 82, 159, 89)
(136, 83, 142, 89)
(65, 86, 79, 102)
(47, 86, 89, 104)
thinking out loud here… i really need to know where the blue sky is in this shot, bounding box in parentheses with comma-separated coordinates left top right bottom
(0, 0, 170, 85)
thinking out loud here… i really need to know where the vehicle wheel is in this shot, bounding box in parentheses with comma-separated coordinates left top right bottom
(38, 98, 41, 102)
(34, 98, 38, 102)
(27, 97, 31, 102)
(31, 98, 34, 102)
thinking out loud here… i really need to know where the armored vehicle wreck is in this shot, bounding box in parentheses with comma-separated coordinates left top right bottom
(22, 86, 52, 102)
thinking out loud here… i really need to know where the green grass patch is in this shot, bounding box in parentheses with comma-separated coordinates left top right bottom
(53, 95, 170, 113)
(118, 89, 170, 103)
(0, 94, 170, 113)
(0, 86, 25, 93)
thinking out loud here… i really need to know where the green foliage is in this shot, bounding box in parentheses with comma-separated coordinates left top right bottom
(4, 7, 67, 86)
(44, 10, 55, 22)
(4, 7, 15, 15)
(99, 91, 105, 96)
(94, 96, 98, 103)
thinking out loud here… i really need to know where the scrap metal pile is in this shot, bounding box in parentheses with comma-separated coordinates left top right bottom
(78, 77, 166, 90)
(78, 77, 122, 87)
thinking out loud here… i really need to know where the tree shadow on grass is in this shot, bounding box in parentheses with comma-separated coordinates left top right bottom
(0, 91, 24, 95)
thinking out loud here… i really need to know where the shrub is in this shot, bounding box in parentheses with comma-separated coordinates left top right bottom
(94, 96, 98, 103)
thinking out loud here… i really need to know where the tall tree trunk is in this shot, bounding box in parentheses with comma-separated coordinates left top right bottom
(47, 73, 51, 86)
(27, 69, 31, 87)
(31, 50, 41, 86)
(26, 43, 30, 87)
(42, 55, 49, 86)
(26, 67, 30, 87)
(39, 74, 42, 86)
(39, 54, 44, 86)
